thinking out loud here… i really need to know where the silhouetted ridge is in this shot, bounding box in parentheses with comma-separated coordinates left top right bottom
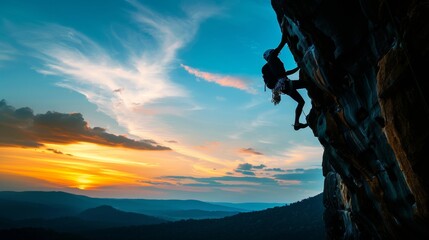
(82, 193, 325, 240)
(0, 193, 324, 240)
(78, 205, 166, 225)
(0, 191, 241, 220)
(0, 198, 76, 220)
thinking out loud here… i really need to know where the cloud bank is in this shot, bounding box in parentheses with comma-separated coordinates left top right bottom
(274, 168, 323, 182)
(0, 100, 169, 150)
(234, 163, 266, 176)
(161, 168, 323, 187)
(161, 175, 278, 187)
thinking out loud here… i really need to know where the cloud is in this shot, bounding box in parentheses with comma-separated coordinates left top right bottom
(181, 64, 256, 94)
(161, 175, 279, 187)
(215, 96, 226, 101)
(9, 1, 220, 142)
(152, 173, 321, 202)
(234, 163, 266, 175)
(229, 110, 275, 139)
(238, 147, 263, 155)
(46, 148, 64, 155)
(236, 163, 265, 171)
(265, 168, 286, 172)
(252, 164, 266, 169)
(137, 180, 174, 186)
(273, 168, 323, 182)
(0, 100, 169, 150)
(0, 42, 15, 63)
(236, 170, 255, 176)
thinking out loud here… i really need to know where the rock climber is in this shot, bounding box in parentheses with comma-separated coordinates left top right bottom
(262, 49, 308, 131)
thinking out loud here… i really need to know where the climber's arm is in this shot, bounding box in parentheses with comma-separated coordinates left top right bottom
(285, 66, 300, 76)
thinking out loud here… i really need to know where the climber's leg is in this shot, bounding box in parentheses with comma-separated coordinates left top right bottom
(288, 89, 308, 130)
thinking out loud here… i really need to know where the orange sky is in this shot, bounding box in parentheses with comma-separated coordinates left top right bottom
(0, 139, 323, 202)
(0, 142, 221, 190)
(0, 1, 325, 202)
(0, 99, 323, 202)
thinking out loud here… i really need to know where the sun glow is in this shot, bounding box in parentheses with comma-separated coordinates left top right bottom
(75, 174, 94, 190)
(0, 142, 232, 191)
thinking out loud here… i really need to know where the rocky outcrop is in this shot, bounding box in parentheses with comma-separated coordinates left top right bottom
(277, 0, 429, 239)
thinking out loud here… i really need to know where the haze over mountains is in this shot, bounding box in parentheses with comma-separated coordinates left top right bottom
(0, 191, 283, 221)
(0, 191, 325, 240)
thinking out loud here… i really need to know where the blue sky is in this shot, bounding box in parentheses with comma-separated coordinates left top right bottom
(0, 0, 323, 203)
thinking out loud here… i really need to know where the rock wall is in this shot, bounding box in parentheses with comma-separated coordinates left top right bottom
(278, 0, 429, 239)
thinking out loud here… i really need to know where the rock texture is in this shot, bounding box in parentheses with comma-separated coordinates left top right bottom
(278, 0, 429, 239)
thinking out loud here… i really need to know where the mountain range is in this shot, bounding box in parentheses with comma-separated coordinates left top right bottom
(0, 191, 325, 240)
(0, 191, 256, 221)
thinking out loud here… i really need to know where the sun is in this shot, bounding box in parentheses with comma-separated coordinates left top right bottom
(75, 175, 93, 190)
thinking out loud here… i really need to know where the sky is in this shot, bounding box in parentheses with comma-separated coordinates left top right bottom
(0, 0, 323, 203)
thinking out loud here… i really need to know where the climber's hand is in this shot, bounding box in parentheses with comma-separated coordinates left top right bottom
(271, 48, 280, 58)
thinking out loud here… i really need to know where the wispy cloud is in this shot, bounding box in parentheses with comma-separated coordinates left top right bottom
(0, 42, 15, 64)
(161, 175, 279, 187)
(229, 110, 275, 139)
(243, 96, 267, 109)
(279, 145, 323, 169)
(265, 168, 285, 172)
(181, 64, 256, 94)
(238, 148, 263, 155)
(10, 1, 219, 142)
(273, 168, 323, 182)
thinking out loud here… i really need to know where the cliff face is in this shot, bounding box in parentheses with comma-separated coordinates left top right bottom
(279, 0, 429, 239)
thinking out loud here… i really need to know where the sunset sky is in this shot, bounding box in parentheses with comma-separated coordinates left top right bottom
(0, 0, 323, 203)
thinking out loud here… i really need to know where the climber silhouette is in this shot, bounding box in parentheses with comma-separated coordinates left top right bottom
(262, 49, 308, 131)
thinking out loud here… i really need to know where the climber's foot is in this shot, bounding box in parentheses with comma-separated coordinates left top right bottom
(293, 123, 308, 131)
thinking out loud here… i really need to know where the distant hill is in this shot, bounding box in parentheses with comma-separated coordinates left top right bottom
(0, 191, 100, 219)
(0, 205, 167, 232)
(99, 198, 242, 212)
(78, 205, 166, 226)
(0, 193, 325, 240)
(0, 217, 116, 232)
(211, 202, 286, 212)
(0, 198, 77, 220)
(0, 191, 242, 220)
(83, 193, 325, 240)
(144, 209, 240, 220)
(0, 191, 96, 209)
